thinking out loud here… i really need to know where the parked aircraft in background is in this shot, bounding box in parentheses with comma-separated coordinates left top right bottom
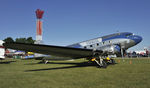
(0, 40, 5, 59)
(3, 32, 142, 68)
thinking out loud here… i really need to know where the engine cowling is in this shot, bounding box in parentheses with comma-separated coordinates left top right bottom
(98, 45, 121, 55)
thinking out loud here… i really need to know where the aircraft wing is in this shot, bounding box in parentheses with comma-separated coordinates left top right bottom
(3, 42, 103, 59)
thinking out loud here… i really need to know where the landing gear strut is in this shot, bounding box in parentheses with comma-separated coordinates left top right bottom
(91, 56, 116, 68)
(92, 56, 107, 68)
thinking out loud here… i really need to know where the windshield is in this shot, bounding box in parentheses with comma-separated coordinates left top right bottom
(125, 33, 133, 37)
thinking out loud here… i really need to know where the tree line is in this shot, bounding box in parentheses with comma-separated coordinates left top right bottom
(3, 37, 35, 44)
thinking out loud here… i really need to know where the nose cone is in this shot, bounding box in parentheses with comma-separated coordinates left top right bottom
(133, 35, 142, 44)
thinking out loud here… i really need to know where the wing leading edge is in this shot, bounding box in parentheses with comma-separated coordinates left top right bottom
(3, 42, 103, 59)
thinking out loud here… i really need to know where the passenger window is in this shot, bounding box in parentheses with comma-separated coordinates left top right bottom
(126, 34, 133, 37)
(97, 43, 99, 46)
(90, 45, 93, 47)
(84, 46, 87, 49)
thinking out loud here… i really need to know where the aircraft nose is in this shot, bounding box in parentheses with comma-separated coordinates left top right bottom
(133, 35, 142, 44)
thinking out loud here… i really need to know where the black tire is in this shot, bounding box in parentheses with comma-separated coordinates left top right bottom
(101, 60, 107, 68)
(110, 59, 115, 64)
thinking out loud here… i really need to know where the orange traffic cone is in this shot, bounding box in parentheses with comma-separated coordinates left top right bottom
(118, 60, 120, 63)
(129, 60, 132, 64)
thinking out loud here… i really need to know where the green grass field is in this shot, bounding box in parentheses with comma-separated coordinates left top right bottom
(0, 58, 150, 88)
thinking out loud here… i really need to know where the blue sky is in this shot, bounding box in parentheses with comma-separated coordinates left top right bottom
(0, 0, 150, 51)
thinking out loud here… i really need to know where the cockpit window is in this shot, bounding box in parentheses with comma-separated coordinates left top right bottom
(125, 34, 133, 37)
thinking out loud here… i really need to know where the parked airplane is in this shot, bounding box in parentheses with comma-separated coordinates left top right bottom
(0, 40, 5, 60)
(3, 32, 142, 68)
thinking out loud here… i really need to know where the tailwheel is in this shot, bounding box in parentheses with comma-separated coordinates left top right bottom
(42, 59, 49, 64)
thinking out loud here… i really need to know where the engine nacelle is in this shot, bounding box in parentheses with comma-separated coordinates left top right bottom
(98, 45, 121, 55)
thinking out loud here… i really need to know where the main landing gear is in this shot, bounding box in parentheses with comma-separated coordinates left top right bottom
(91, 56, 115, 68)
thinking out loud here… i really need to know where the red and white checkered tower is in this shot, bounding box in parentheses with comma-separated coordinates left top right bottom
(35, 9, 44, 44)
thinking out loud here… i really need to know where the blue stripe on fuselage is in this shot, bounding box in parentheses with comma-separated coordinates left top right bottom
(102, 32, 132, 41)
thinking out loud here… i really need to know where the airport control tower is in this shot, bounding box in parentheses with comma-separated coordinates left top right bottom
(35, 9, 44, 44)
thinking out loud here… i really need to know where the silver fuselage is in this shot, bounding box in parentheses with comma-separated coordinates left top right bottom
(68, 32, 142, 55)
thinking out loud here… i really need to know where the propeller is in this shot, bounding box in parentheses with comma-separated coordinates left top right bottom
(119, 42, 126, 58)
(120, 46, 124, 58)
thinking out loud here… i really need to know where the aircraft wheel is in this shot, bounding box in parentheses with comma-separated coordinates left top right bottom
(110, 59, 115, 64)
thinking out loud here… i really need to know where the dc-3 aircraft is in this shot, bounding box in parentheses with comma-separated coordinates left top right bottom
(3, 32, 142, 68)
